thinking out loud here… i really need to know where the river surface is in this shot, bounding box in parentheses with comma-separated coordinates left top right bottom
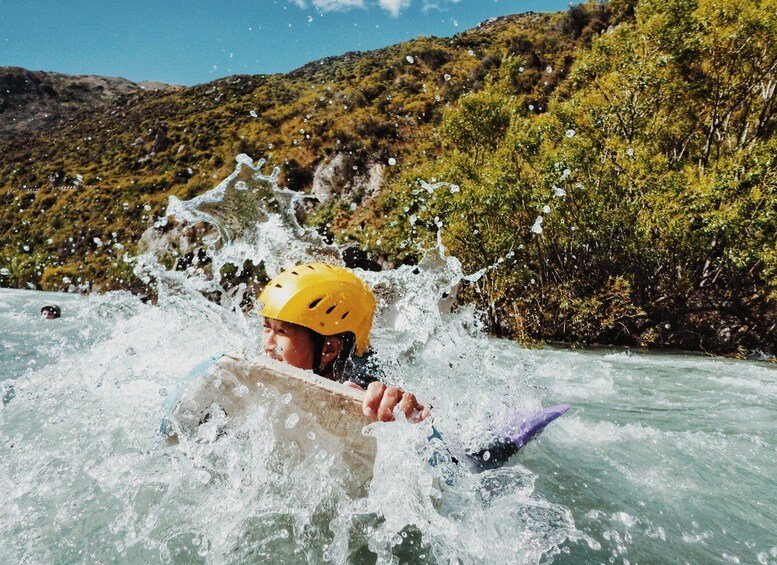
(2, 157, 776, 564)
(2, 287, 775, 564)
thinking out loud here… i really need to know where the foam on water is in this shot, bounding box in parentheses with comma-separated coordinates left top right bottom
(2, 156, 776, 563)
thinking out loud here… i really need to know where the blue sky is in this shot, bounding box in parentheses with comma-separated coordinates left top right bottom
(1, 0, 572, 86)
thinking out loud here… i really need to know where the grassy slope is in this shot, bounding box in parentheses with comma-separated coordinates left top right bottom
(0, 10, 590, 293)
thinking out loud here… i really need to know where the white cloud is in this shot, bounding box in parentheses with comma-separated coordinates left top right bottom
(290, 0, 365, 11)
(422, 0, 460, 12)
(292, 0, 462, 16)
(316, 0, 366, 10)
(379, 0, 411, 16)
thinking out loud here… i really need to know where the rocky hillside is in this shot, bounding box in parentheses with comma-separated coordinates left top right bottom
(0, 67, 178, 140)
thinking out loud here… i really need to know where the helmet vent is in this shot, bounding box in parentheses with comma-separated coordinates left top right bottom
(275, 283, 283, 288)
(326, 305, 336, 314)
(341, 311, 350, 319)
(308, 298, 322, 309)
(291, 270, 299, 276)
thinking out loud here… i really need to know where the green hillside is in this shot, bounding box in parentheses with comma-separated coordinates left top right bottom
(1, 0, 775, 356)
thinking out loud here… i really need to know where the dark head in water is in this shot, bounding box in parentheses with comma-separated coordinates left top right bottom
(41, 304, 61, 320)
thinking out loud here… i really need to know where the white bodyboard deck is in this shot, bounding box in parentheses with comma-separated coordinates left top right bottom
(218, 353, 372, 436)
(167, 353, 376, 471)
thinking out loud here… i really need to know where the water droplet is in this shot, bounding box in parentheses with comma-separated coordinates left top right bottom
(565, 129, 576, 138)
(249, 110, 258, 118)
(285, 413, 299, 429)
(543, 205, 551, 214)
(405, 55, 415, 64)
(0, 268, 10, 276)
(444, 73, 451, 81)
(388, 157, 397, 166)
(546, 66, 553, 73)
(531, 216, 543, 234)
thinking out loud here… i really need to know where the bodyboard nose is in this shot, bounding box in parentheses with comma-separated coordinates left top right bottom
(503, 404, 570, 449)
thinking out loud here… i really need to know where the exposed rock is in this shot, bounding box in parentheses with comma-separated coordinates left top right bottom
(138, 217, 214, 264)
(149, 124, 170, 153)
(310, 153, 384, 204)
(311, 153, 348, 201)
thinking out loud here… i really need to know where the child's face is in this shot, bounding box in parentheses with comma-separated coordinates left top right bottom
(262, 317, 315, 371)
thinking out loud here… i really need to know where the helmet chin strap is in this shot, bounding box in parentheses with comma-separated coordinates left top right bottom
(311, 331, 355, 380)
(311, 332, 333, 377)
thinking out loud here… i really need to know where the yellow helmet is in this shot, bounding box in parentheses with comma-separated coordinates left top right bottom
(257, 263, 376, 355)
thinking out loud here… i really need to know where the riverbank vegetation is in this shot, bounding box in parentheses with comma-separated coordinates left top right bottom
(356, 0, 776, 355)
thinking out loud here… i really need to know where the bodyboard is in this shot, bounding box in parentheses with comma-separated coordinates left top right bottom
(165, 353, 376, 475)
(218, 353, 372, 438)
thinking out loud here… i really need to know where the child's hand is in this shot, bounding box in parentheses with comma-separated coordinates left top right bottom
(361, 381, 430, 423)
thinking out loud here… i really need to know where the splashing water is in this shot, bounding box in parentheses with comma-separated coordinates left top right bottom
(1, 155, 776, 563)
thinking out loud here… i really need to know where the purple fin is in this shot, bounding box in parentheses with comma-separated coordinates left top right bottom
(503, 404, 570, 450)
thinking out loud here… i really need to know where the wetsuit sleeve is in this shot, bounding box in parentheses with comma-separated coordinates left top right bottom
(339, 348, 384, 388)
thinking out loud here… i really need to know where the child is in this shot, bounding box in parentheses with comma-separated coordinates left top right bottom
(163, 262, 567, 469)
(256, 262, 429, 423)
(256, 263, 568, 471)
